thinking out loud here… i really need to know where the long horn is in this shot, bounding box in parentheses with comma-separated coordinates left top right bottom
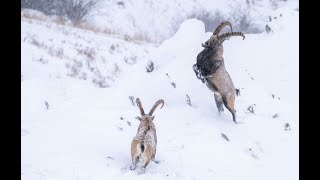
(136, 98, 145, 116)
(213, 21, 233, 35)
(218, 32, 245, 41)
(148, 99, 164, 116)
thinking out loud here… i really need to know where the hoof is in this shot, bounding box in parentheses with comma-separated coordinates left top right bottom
(130, 165, 136, 170)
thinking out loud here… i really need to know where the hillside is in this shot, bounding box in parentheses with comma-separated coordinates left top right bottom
(21, 4, 298, 180)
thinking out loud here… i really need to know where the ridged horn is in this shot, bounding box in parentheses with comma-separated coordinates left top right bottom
(218, 32, 245, 41)
(148, 99, 164, 116)
(136, 98, 145, 116)
(213, 21, 233, 35)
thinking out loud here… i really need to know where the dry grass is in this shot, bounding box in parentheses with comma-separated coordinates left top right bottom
(22, 12, 157, 44)
(21, 9, 48, 21)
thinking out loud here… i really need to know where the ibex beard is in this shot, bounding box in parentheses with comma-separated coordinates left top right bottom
(130, 98, 164, 173)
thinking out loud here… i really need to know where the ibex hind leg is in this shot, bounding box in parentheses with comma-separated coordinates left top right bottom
(214, 93, 224, 113)
(151, 153, 160, 164)
(130, 156, 139, 170)
(140, 158, 151, 174)
(223, 96, 237, 124)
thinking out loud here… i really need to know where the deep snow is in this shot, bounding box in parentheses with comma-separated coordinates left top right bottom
(21, 4, 298, 180)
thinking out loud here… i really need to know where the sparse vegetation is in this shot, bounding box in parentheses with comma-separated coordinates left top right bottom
(34, 57, 49, 64)
(129, 96, 135, 106)
(77, 46, 96, 61)
(265, 24, 271, 33)
(186, 94, 192, 106)
(247, 105, 255, 114)
(146, 61, 154, 73)
(44, 101, 49, 110)
(21, 0, 102, 23)
(284, 123, 291, 131)
(272, 114, 278, 118)
(221, 133, 229, 141)
(66, 60, 83, 78)
(166, 73, 176, 88)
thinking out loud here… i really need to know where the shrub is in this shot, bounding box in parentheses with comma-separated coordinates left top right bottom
(21, 0, 101, 23)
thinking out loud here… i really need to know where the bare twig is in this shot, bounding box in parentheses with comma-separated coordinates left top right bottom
(186, 94, 192, 106)
(129, 96, 135, 106)
(221, 133, 229, 141)
(44, 101, 49, 110)
(166, 73, 176, 88)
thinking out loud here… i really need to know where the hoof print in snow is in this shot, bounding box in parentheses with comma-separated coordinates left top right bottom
(221, 133, 229, 141)
(236, 88, 241, 96)
(44, 101, 49, 110)
(272, 114, 278, 118)
(284, 123, 291, 131)
(127, 121, 131, 126)
(146, 61, 154, 73)
(117, 127, 123, 131)
(120, 117, 124, 120)
(186, 94, 192, 106)
(129, 96, 135, 106)
(124, 56, 137, 65)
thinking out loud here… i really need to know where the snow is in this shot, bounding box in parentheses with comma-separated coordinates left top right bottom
(21, 2, 298, 180)
(90, 0, 299, 43)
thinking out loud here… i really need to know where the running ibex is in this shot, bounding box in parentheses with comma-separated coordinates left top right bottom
(130, 98, 164, 173)
(193, 21, 245, 123)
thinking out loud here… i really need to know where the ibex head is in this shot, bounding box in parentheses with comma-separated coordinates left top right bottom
(202, 21, 245, 49)
(136, 98, 164, 123)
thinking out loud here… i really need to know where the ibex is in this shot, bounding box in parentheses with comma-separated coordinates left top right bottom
(193, 21, 245, 124)
(130, 98, 164, 173)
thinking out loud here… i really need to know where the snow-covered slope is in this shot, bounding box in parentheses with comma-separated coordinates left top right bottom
(90, 0, 299, 42)
(21, 6, 298, 180)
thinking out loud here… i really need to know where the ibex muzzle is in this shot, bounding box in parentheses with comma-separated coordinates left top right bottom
(193, 21, 245, 123)
(130, 98, 164, 173)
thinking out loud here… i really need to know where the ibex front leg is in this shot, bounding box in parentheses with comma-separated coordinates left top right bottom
(214, 93, 224, 113)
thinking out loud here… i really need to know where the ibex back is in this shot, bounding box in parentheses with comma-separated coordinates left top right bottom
(130, 98, 164, 173)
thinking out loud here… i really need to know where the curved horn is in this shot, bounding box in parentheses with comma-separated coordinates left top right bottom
(136, 98, 145, 116)
(148, 99, 164, 116)
(218, 32, 245, 41)
(213, 21, 233, 35)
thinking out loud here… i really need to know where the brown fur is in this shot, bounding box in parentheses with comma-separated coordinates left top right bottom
(194, 21, 245, 123)
(130, 98, 164, 173)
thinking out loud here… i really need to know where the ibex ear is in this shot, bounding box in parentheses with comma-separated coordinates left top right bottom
(137, 116, 142, 121)
(151, 116, 155, 120)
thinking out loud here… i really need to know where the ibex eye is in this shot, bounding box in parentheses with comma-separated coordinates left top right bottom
(205, 42, 209, 46)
